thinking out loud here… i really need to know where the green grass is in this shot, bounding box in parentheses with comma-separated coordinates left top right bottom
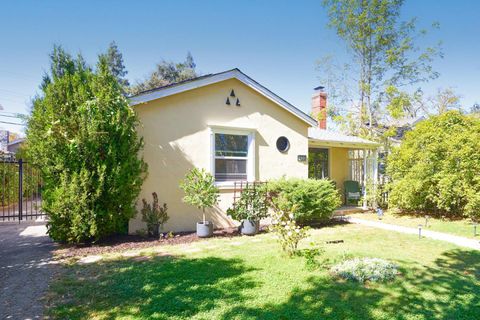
(47, 224, 480, 320)
(350, 212, 479, 239)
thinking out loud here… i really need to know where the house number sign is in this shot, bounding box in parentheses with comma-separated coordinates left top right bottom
(297, 155, 307, 162)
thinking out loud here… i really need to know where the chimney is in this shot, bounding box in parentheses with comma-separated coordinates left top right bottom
(312, 86, 327, 129)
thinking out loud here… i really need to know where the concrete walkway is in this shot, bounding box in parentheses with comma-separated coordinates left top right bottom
(346, 216, 480, 250)
(0, 221, 57, 319)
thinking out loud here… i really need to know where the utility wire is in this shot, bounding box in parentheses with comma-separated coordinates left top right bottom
(0, 88, 29, 97)
(0, 120, 24, 126)
(0, 112, 28, 119)
(0, 114, 24, 119)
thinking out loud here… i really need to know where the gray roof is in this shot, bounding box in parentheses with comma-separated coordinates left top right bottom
(7, 138, 25, 146)
(385, 116, 425, 127)
(308, 127, 379, 148)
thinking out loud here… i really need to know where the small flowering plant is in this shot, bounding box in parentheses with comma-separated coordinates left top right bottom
(331, 257, 398, 283)
(268, 207, 309, 256)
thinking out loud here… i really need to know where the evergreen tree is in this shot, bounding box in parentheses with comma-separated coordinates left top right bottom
(26, 46, 146, 243)
(471, 103, 480, 114)
(103, 41, 130, 88)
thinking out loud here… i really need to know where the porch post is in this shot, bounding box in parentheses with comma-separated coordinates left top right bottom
(362, 149, 368, 210)
(373, 148, 378, 208)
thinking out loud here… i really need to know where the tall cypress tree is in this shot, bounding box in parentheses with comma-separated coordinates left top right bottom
(26, 46, 146, 243)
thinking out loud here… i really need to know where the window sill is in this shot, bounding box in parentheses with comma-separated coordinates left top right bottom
(214, 181, 251, 190)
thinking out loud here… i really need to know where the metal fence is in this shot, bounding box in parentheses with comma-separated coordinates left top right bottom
(0, 157, 43, 221)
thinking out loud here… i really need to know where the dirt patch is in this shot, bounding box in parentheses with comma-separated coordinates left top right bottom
(54, 227, 267, 259)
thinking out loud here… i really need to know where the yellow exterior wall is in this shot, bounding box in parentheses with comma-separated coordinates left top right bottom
(329, 147, 350, 201)
(129, 78, 309, 233)
(308, 145, 350, 202)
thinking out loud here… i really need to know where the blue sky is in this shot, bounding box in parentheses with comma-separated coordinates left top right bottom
(1, 0, 479, 134)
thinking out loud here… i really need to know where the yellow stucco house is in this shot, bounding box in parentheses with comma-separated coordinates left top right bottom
(128, 69, 379, 233)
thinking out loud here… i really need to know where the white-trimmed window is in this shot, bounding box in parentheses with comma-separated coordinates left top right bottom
(211, 129, 254, 184)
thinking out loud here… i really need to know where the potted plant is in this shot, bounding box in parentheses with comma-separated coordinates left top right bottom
(140, 192, 169, 238)
(227, 183, 268, 235)
(180, 168, 219, 238)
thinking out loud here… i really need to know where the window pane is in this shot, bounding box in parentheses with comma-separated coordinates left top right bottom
(215, 159, 247, 181)
(308, 148, 329, 179)
(215, 134, 248, 157)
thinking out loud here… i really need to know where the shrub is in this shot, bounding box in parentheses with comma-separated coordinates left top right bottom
(26, 47, 147, 243)
(331, 258, 398, 283)
(141, 192, 169, 237)
(267, 178, 341, 224)
(387, 111, 480, 220)
(268, 194, 309, 256)
(226, 183, 268, 221)
(180, 168, 219, 223)
(364, 178, 388, 209)
(300, 242, 325, 270)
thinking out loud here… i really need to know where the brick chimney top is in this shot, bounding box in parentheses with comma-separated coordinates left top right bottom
(311, 87, 327, 130)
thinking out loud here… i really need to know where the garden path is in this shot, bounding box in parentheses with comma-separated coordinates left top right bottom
(346, 216, 480, 250)
(0, 221, 58, 319)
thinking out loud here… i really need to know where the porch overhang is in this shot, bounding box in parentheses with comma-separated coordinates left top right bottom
(308, 128, 380, 149)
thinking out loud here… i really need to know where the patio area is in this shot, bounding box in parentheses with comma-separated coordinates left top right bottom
(308, 127, 381, 208)
(333, 206, 370, 216)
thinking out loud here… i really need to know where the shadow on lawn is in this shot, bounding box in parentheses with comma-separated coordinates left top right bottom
(50, 255, 258, 319)
(222, 249, 480, 320)
(50, 249, 480, 320)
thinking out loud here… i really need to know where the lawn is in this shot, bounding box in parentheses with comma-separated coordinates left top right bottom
(350, 212, 479, 239)
(47, 223, 480, 320)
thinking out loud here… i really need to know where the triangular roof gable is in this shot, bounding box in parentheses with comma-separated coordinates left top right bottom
(129, 68, 317, 126)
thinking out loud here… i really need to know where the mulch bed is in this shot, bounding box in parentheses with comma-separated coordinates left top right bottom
(55, 227, 248, 259)
(54, 220, 344, 259)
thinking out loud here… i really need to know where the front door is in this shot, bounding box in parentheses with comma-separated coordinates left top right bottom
(308, 148, 329, 179)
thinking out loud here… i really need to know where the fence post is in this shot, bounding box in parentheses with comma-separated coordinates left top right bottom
(18, 159, 23, 221)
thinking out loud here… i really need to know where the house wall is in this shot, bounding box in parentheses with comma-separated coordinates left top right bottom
(308, 144, 350, 202)
(330, 147, 350, 200)
(129, 78, 310, 233)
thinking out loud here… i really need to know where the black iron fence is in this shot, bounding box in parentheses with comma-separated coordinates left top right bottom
(0, 156, 43, 221)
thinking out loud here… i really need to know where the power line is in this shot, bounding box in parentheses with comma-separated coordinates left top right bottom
(0, 114, 24, 119)
(0, 96, 27, 103)
(0, 69, 39, 81)
(0, 120, 24, 126)
(0, 111, 24, 115)
(0, 88, 30, 97)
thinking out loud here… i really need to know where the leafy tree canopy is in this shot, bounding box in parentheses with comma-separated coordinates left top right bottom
(129, 52, 198, 95)
(387, 111, 480, 220)
(320, 0, 443, 138)
(180, 168, 219, 223)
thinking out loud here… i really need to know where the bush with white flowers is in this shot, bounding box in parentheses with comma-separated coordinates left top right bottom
(331, 258, 398, 283)
(268, 209, 309, 256)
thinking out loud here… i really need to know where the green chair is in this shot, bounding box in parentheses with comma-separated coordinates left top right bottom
(344, 180, 361, 205)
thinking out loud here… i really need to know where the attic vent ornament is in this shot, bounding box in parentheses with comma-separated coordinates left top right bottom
(226, 89, 240, 106)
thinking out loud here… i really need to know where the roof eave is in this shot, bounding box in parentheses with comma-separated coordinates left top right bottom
(308, 138, 380, 149)
(128, 69, 317, 127)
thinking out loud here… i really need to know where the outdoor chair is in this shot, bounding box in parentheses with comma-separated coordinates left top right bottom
(344, 180, 361, 205)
